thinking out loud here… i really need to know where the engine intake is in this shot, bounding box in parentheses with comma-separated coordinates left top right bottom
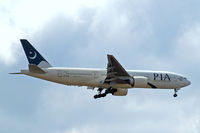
(124, 77, 134, 87)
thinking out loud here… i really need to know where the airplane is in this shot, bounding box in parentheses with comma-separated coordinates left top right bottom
(11, 39, 191, 99)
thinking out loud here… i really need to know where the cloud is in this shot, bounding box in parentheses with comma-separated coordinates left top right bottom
(33, 0, 167, 70)
(1, 0, 200, 133)
(174, 22, 200, 63)
(32, 84, 200, 133)
(0, 4, 21, 65)
(0, 0, 108, 66)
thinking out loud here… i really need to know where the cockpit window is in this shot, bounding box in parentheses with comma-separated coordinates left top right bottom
(178, 76, 187, 81)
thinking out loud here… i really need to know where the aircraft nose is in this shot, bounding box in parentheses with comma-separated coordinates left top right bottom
(186, 80, 191, 86)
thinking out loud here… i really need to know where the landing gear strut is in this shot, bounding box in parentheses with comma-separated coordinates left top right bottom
(94, 88, 117, 99)
(94, 88, 105, 99)
(173, 89, 178, 97)
(97, 88, 103, 94)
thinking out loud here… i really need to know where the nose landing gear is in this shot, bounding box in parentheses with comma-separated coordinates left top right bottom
(173, 89, 179, 97)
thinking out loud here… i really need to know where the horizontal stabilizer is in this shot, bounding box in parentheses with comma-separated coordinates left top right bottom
(9, 72, 23, 74)
(29, 64, 46, 74)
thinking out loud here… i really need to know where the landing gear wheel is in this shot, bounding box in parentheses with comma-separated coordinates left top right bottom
(94, 95, 99, 99)
(94, 93, 107, 99)
(173, 94, 178, 97)
(101, 93, 106, 97)
(93, 87, 116, 99)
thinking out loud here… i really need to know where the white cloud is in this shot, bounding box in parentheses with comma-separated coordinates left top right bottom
(0, 0, 108, 65)
(54, 125, 98, 133)
(175, 22, 200, 63)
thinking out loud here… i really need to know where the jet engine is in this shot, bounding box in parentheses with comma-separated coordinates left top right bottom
(133, 76, 148, 88)
(123, 76, 147, 88)
(112, 88, 128, 96)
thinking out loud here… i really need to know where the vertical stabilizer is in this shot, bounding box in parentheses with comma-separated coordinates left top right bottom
(20, 39, 52, 68)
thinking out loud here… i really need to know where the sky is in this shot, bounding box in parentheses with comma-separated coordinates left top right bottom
(0, 0, 200, 133)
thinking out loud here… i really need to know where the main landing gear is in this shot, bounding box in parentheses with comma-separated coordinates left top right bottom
(173, 89, 178, 97)
(94, 88, 117, 99)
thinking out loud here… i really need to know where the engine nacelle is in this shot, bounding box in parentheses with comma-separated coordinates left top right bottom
(134, 76, 148, 88)
(112, 88, 128, 96)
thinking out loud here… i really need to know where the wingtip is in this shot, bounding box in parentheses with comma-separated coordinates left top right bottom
(107, 54, 113, 57)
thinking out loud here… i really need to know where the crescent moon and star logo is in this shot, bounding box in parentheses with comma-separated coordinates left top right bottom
(29, 51, 37, 60)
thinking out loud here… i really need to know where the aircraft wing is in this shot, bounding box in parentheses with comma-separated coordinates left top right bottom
(104, 54, 131, 85)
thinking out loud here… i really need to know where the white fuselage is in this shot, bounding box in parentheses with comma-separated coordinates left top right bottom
(21, 67, 191, 90)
